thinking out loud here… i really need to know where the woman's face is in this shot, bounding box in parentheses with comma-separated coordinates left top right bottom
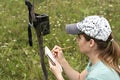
(76, 34, 90, 53)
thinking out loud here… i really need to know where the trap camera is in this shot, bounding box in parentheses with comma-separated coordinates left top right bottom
(25, 0, 50, 80)
(33, 13, 50, 35)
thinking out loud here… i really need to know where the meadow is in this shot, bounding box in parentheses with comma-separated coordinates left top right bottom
(0, 0, 120, 80)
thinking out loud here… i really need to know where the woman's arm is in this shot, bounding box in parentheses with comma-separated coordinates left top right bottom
(49, 45, 88, 80)
(49, 58, 88, 80)
(60, 58, 88, 80)
(60, 58, 80, 80)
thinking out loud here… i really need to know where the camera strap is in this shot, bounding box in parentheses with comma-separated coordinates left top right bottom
(28, 22, 33, 46)
(26, 0, 35, 46)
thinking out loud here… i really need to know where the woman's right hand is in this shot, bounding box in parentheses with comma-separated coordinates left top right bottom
(51, 45, 65, 64)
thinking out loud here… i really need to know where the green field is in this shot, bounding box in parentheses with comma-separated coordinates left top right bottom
(0, 0, 120, 80)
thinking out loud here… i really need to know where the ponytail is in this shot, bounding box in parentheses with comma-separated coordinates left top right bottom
(98, 35, 120, 75)
(104, 39, 120, 74)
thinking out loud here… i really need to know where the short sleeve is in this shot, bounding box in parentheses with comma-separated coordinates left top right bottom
(86, 78, 98, 80)
(85, 61, 92, 72)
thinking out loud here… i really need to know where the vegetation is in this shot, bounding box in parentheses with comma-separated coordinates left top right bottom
(0, 0, 120, 80)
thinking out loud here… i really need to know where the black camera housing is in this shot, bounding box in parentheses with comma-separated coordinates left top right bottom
(33, 13, 50, 35)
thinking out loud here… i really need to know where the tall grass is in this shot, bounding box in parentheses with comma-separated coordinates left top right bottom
(0, 0, 120, 80)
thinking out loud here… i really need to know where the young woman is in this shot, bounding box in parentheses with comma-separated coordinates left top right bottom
(48, 15, 120, 80)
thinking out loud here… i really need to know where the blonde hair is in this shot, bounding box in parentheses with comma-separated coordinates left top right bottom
(82, 33, 120, 75)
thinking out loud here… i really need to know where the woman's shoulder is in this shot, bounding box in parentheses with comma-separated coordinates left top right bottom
(86, 61, 120, 80)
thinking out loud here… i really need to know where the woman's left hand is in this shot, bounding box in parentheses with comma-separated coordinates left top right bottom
(49, 59, 64, 80)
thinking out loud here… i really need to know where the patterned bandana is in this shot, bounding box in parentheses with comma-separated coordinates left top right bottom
(66, 15, 112, 41)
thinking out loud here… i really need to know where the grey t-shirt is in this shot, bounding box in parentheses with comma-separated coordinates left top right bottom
(85, 61, 120, 80)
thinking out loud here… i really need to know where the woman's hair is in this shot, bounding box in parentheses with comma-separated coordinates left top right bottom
(82, 33, 120, 75)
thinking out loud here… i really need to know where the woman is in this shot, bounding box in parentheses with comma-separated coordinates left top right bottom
(49, 15, 120, 80)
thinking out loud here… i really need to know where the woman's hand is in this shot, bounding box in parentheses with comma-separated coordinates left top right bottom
(51, 45, 65, 63)
(49, 59, 64, 80)
(48, 45, 66, 80)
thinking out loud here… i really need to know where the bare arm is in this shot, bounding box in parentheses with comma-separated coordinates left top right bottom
(60, 58, 88, 80)
(49, 45, 88, 80)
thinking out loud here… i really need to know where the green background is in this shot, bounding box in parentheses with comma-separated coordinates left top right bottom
(0, 0, 120, 80)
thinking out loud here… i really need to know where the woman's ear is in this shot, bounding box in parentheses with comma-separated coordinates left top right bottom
(89, 39, 95, 47)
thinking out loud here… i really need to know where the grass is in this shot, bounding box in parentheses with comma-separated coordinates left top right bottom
(0, 0, 120, 80)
